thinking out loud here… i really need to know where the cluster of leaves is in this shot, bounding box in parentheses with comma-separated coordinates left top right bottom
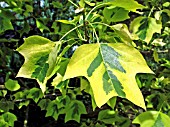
(0, 0, 170, 126)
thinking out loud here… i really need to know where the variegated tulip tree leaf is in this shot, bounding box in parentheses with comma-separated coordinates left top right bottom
(16, 36, 60, 92)
(130, 16, 162, 43)
(63, 43, 153, 109)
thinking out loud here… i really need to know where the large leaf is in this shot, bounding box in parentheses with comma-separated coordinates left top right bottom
(133, 111, 170, 127)
(16, 36, 56, 92)
(63, 43, 153, 109)
(130, 16, 162, 43)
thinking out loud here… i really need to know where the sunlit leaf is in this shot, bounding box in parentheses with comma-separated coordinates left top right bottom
(52, 58, 69, 87)
(130, 16, 162, 43)
(109, 0, 145, 12)
(36, 20, 50, 32)
(111, 24, 135, 46)
(85, 0, 95, 6)
(107, 97, 117, 109)
(133, 111, 170, 127)
(0, 118, 8, 127)
(16, 36, 56, 92)
(5, 79, 20, 91)
(64, 43, 153, 109)
(1, 112, 17, 127)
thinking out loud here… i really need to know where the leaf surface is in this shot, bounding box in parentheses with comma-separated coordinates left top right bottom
(64, 43, 153, 109)
(16, 36, 56, 92)
(65, 100, 87, 123)
(5, 79, 20, 91)
(2, 112, 17, 127)
(109, 0, 145, 12)
(27, 88, 43, 103)
(133, 111, 170, 127)
(103, 7, 129, 22)
(130, 17, 162, 43)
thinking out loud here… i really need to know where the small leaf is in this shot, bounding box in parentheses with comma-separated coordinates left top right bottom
(0, 90, 7, 97)
(98, 109, 116, 124)
(107, 97, 117, 109)
(5, 79, 20, 91)
(103, 7, 129, 22)
(0, 99, 14, 112)
(109, 0, 145, 12)
(111, 24, 135, 46)
(153, 50, 159, 63)
(2, 112, 17, 127)
(13, 90, 30, 109)
(75, 7, 84, 14)
(57, 20, 75, 25)
(52, 1, 63, 8)
(0, 17, 13, 33)
(65, 100, 87, 123)
(85, 0, 95, 6)
(45, 100, 60, 120)
(27, 88, 43, 103)
(133, 111, 170, 127)
(36, 20, 50, 32)
(38, 99, 51, 110)
(130, 16, 162, 43)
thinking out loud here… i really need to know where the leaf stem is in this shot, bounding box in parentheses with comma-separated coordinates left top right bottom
(85, 3, 110, 20)
(59, 24, 83, 41)
(91, 22, 114, 30)
(24, 106, 29, 127)
(88, 22, 99, 43)
(83, 9, 89, 43)
(148, 6, 154, 17)
(68, 0, 79, 8)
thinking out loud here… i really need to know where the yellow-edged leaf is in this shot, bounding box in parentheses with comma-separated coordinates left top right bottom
(63, 43, 153, 109)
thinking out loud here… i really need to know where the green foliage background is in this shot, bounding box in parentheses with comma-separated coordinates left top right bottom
(0, 0, 170, 126)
